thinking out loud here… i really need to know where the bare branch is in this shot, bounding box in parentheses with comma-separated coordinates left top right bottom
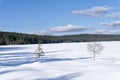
(87, 42, 104, 61)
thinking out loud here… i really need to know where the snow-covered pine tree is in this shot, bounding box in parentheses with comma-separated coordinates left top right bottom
(35, 41, 45, 59)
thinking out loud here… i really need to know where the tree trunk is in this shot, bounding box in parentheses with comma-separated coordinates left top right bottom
(93, 52, 95, 61)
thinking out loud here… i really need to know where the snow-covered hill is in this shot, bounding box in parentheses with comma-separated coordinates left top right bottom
(0, 41, 120, 80)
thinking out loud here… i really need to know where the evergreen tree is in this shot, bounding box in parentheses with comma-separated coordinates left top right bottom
(35, 41, 45, 59)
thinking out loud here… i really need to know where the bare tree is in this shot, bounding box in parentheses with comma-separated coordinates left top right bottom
(87, 42, 104, 61)
(35, 42, 45, 59)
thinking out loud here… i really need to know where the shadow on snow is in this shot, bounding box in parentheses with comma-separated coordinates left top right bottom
(40, 57, 92, 63)
(45, 50, 71, 54)
(0, 68, 37, 75)
(0, 52, 36, 66)
(0, 46, 26, 51)
(0, 47, 92, 66)
(34, 73, 81, 80)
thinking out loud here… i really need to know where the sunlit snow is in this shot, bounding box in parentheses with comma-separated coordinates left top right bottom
(0, 41, 120, 80)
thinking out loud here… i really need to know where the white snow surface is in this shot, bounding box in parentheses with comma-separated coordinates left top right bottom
(0, 41, 120, 80)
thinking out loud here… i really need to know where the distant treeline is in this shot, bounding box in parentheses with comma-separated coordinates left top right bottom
(0, 31, 120, 45)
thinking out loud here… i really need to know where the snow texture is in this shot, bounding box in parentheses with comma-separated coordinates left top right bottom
(0, 41, 120, 80)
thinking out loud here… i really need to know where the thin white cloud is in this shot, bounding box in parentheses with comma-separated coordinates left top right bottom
(38, 24, 89, 35)
(106, 12, 120, 19)
(36, 31, 51, 35)
(72, 6, 113, 17)
(49, 24, 88, 33)
(95, 29, 118, 34)
(101, 21, 120, 27)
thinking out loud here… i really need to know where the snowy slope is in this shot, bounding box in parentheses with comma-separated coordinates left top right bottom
(0, 41, 120, 80)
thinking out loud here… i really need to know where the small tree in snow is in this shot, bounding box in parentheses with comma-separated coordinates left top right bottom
(87, 42, 104, 61)
(35, 42, 45, 59)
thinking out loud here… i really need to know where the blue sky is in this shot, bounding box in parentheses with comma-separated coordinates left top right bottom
(0, 0, 120, 35)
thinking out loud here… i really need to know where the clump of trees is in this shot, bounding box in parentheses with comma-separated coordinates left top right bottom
(87, 42, 104, 61)
(1, 31, 120, 45)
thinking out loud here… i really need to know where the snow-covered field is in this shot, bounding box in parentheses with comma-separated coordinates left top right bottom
(0, 41, 120, 80)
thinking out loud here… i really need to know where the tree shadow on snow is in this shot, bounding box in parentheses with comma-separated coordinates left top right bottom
(44, 50, 71, 54)
(0, 68, 37, 75)
(34, 73, 81, 80)
(0, 46, 26, 51)
(0, 52, 36, 66)
(40, 57, 92, 63)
